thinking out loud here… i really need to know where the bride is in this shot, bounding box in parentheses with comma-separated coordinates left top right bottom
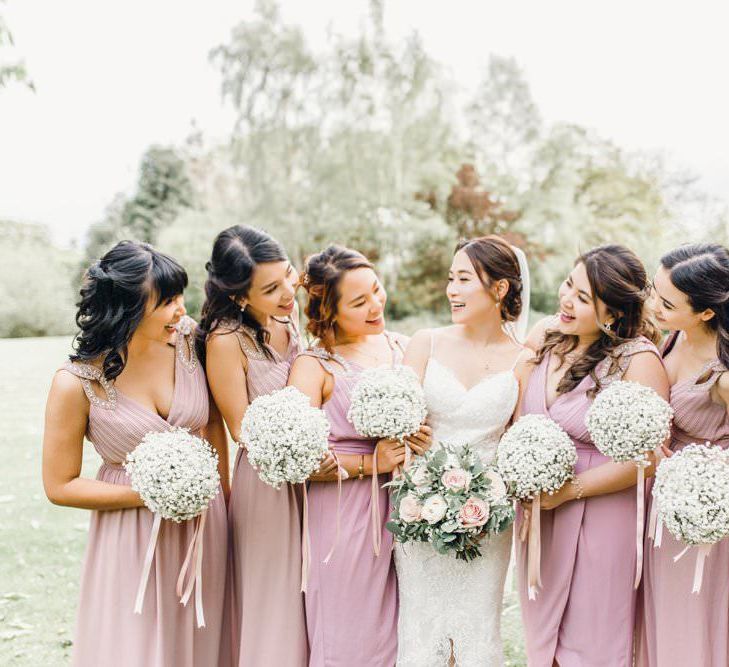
(396, 235, 533, 666)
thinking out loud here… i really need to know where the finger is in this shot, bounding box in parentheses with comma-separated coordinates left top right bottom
(419, 424, 433, 436)
(408, 444, 426, 457)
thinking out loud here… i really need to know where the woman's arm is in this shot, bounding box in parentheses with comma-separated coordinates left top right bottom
(288, 355, 406, 482)
(205, 332, 250, 444)
(42, 371, 144, 510)
(202, 394, 230, 499)
(540, 351, 671, 510)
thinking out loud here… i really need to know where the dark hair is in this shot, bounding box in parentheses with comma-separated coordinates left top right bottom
(456, 235, 523, 322)
(70, 240, 188, 381)
(195, 225, 288, 365)
(661, 243, 729, 368)
(301, 245, 373, 351)
(534, 244, 660, 395)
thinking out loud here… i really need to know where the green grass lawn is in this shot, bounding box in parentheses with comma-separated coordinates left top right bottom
(0, 335, 526, 666)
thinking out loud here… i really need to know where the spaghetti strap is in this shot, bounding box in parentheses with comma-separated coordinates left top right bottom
(429, 330, 436, 360)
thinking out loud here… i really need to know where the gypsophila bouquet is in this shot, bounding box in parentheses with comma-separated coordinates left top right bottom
(241, 386, 330, 489)
(347, 365, 427, 441)
(124, 428, 220, 522)
(497, 414, 577, 501)
(585, 380, 673, 465)
(385, 442, 514, 561)
(653, 443, 729, 547)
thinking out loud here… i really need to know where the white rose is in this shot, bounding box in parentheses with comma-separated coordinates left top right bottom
(485, 470, 507, 501)
(421, 494, 448, 524)
(409, 464, 430, 487)
(399, 494, 423, 523)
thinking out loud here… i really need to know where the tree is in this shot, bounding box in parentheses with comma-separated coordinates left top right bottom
(0, 4, 33, 91)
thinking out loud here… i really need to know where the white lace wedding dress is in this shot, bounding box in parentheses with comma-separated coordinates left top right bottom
(395, 351, 519, 666)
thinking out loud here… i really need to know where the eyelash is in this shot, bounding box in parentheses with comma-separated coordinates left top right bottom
(565, 279, 588, 304)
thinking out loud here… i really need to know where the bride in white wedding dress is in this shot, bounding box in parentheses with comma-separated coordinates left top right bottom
(395, 236, 533, 666)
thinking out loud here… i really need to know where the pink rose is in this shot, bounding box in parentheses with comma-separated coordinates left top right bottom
(399, 494, 423, 523)
(459, 497, 490, 527)
(441, 468, 472, 491)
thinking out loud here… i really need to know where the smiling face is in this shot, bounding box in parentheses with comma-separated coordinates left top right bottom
(334, 267, 387, 336)
(239, 260, 299, 320)
(651, 264, 715, 331)
(446, 249, 503, 324)
(135, 291, 187, 344)
(556, 262, 612, 340)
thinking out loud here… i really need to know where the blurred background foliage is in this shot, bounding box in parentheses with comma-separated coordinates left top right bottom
(1, 0, 727, 337)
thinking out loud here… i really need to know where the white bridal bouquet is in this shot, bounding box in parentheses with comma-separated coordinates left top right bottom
(241, 386, 331, 489)
(652, 443, 729, 593)
(347, 365, 427, 442)
(585, 380, 673, 588)
(124, 427, 220, 522)
(124, 427, 221, 623)
(497, 414, 577, 501)
(497, 414, 577, 598)
(386, 443, 515, 561)
(585, 380, 673, 465)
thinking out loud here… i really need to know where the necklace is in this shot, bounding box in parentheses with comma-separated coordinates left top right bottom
(337, 340, 391, 367)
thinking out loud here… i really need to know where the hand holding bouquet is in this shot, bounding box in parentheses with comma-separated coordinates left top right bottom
(386, 442, 514, 562)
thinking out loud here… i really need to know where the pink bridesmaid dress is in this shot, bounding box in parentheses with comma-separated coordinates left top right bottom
(63, 316, 228, 667)
(299, 332, 404, 667)
(224, 320, 308, 667)
(517, 336, 660, 667)
(637, 333, 729, 667)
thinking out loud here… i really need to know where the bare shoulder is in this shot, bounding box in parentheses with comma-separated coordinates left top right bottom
(525, 315, 557, 351)
(290, 352, 328, 376)
(48, 369, 89, 412)
(207, 328, 244, 356)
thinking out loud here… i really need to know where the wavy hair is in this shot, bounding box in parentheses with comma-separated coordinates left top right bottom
(300, 245, 373, 351)
(195, 225, 288, 365)
(70, 240, 188, 381)
(533, 244, 660, 396)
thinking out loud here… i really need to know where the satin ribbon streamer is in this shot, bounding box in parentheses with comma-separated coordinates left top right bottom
(519, 496, 542, 600)
(673, 543, 712, 594)
(135, 510, 209, 628)
(633, 465, 646, 589)
(176, 511, 208, 628)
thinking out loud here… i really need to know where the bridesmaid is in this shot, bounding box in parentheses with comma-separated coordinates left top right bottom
(42, 241, 229, 667)
(288, 245, 432, 666)
(637, 243, 729, 667)
(516, 244, 670, 667)
(196, 225, 308, 667)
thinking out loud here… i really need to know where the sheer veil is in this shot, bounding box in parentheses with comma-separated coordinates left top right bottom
(505, 244, 531, 344)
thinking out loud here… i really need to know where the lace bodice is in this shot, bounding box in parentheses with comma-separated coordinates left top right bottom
(423, 358, 519, 463)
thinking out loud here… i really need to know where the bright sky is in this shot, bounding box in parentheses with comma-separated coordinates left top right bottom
(1, 0, 727, 246)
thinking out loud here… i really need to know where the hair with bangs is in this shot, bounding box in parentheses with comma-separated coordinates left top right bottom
(70, 240, 188, 381)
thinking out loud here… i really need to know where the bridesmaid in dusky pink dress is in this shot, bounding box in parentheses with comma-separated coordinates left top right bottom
(516, 245, 669, 667)
(288, 245, 432, 667)
(198, 225, 308, 667)
(42, 241, 229, 667)
(637, 243, 729, 667)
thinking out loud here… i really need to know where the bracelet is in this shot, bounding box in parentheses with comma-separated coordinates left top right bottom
(358, 455, 364, 480)
(570, 477, 584, 500)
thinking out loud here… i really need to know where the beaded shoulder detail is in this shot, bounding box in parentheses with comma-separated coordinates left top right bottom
(175, 316, 198, 373)
(686, 358, 728, 393)
(595, 336, 658, 387)
(63, 361, 117, 410)
(299, 347, 352, 376)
